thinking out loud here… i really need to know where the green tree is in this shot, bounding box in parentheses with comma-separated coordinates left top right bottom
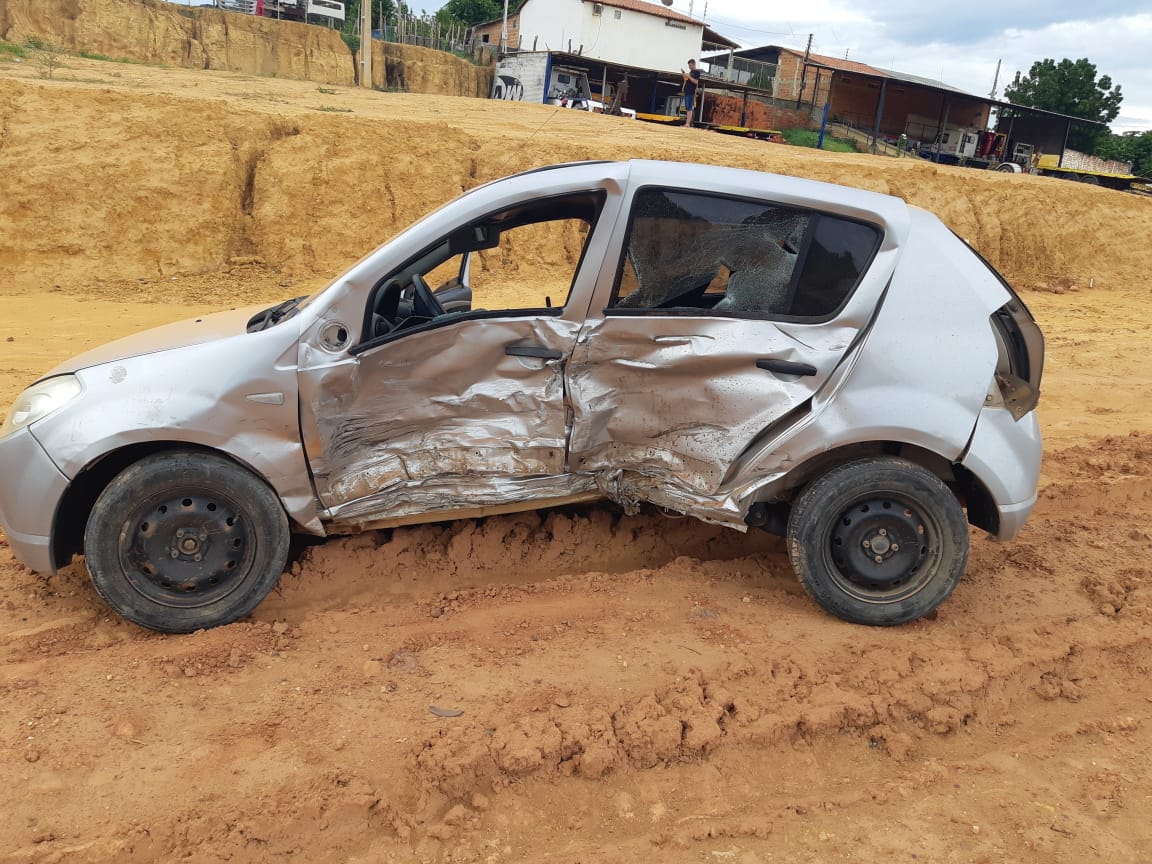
(344, 0, 397, 31)
(439, 0, 503, 26)
(1004, 58, 1123, 152)
(1096, 130, 1152, 178)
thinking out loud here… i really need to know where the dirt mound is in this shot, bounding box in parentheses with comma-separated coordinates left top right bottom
(3, 54, 1152, 864)
(1, 0, 491, 96)
(1, 54, 1150, 296)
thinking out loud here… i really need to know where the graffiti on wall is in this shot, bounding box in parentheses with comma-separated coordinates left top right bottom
(493, 75, 525, 101)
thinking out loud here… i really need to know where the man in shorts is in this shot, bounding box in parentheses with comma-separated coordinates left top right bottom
(681, 59, 701, 127)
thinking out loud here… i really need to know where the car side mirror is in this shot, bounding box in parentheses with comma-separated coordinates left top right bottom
(449, 224, 500, 254)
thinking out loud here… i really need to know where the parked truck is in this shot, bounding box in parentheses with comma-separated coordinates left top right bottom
(214, 0, 344, 23)
(919, 127, 1147, 191)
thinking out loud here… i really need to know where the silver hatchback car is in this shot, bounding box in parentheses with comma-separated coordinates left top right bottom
(0, 160, 1043, 632)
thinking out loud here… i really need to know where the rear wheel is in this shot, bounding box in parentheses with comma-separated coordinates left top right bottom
(84, 450, 290, 633)
(786, 457, 968, 626)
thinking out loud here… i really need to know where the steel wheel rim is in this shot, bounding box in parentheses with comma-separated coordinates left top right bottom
(117, 488, 256, 609)
(822, 492, 942, 604)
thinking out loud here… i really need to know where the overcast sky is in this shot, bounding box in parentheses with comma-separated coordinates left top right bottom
(678, 0, 1151, 133)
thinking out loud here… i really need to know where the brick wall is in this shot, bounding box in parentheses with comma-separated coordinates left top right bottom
(773, 51, 830, 105)
(703, 93, 817, 131)
(474, 16, 522, 48)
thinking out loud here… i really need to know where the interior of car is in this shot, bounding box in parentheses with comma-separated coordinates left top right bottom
(360, 193, 605, 346)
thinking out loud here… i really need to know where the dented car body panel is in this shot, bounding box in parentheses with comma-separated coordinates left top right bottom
(0, 159, 1044, 576)
(25, 313, 323, 540)
(302, 315, 588, 526)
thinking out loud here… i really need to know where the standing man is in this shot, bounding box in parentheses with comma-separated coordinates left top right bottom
(681, 59, 701, 127)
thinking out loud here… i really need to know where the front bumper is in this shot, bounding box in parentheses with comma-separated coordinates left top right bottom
(961, 406, 1043, 541)
(0, 427, 70, 573)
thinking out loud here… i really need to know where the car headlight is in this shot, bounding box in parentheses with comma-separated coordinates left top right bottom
(0, 376, 83, 439)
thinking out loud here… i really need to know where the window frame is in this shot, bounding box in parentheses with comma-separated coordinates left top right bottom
(606, 184, 884, 325)
(352, 190, 607, 355)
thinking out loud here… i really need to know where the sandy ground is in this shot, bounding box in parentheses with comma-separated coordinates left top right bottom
(2, 54, 1152, 864)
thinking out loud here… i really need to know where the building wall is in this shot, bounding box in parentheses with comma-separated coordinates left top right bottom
(474, 15, 523, 49)
(769, 50, 990, 140)
(703, 94, 816, 131)
(492, 52, 550, 103)
(520, 0, 584, 55)
(576, 2, 703, 73)
(479, 0, 703, 74)
(883, 89, 988, 138)
(774, 51, 830, 105)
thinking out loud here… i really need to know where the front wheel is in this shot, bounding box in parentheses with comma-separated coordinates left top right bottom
(786, 457, 969, 626)
(84, 450, 290, 633)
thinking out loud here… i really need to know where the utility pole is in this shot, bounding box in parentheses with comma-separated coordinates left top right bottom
(360, 0, 372, 88)
(500, 0, 509, 54)
(986, 58, 1002, 132)
(795, 33, 812, 109)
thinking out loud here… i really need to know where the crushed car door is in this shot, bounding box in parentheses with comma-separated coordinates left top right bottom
(297, 192, 607, 528)
(566, 185, 890, 522)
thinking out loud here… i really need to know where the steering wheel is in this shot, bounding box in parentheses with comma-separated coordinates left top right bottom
(411, 274, 445, 319)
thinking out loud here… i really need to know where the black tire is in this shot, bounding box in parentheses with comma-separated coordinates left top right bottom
(786, 457, 968, 626)
(84, 450, 290, 633)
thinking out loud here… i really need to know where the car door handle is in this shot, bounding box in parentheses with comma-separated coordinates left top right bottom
(757, 358, 818, 376)
(505, 345, 563, 360)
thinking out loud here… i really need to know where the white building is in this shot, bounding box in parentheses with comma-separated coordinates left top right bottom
(474, 0, 708, 75)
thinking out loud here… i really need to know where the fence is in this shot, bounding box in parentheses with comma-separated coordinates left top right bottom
(210, 0, 494, 65)
(702, 55, 777, 93)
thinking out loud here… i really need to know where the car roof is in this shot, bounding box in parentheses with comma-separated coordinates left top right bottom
(493, 160, 910, 236)
(622, 160, 909, 231)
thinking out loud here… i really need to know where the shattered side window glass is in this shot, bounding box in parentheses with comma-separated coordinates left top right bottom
(612, 188, 878, 319)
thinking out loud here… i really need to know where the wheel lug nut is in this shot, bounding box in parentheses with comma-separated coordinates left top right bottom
(874, 555, 883, 563)
(170, 549, 179, 559)
(176, 529, 185, 538)
(862, 540, 871, 549)
(199, 533, 207, 542)
(878, 528, 887, 536)
(891, 544, 900, 552)
(193, 554, 202, 562)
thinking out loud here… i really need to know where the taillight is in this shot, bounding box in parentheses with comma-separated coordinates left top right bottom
(989, 302, 1042, 420)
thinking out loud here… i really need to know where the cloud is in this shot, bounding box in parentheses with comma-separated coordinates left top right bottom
(698, 2, 1152, 131)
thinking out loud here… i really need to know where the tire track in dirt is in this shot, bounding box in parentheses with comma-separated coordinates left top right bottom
(2, 435, 1152, 861)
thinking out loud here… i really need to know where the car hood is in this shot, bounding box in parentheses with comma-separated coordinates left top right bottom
(44, 304, 274, 378)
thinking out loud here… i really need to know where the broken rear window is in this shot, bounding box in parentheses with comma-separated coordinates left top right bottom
(611, 188, 881, 320)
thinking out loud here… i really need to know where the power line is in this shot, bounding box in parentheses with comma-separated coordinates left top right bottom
(704, 15, 796, 37)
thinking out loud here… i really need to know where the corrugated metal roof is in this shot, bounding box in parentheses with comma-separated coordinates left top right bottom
(791, 49, 880, 78)
(779, 47, 978, 97)
(732, 43, 1106, 126)
(864, 68, 977, 97)
(702, 25, 740, 49)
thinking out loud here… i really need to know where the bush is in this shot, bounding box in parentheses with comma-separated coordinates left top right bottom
(783, 128, 858, 153)
(24, 39, 68, 79)
(0, 41, 27, 58)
